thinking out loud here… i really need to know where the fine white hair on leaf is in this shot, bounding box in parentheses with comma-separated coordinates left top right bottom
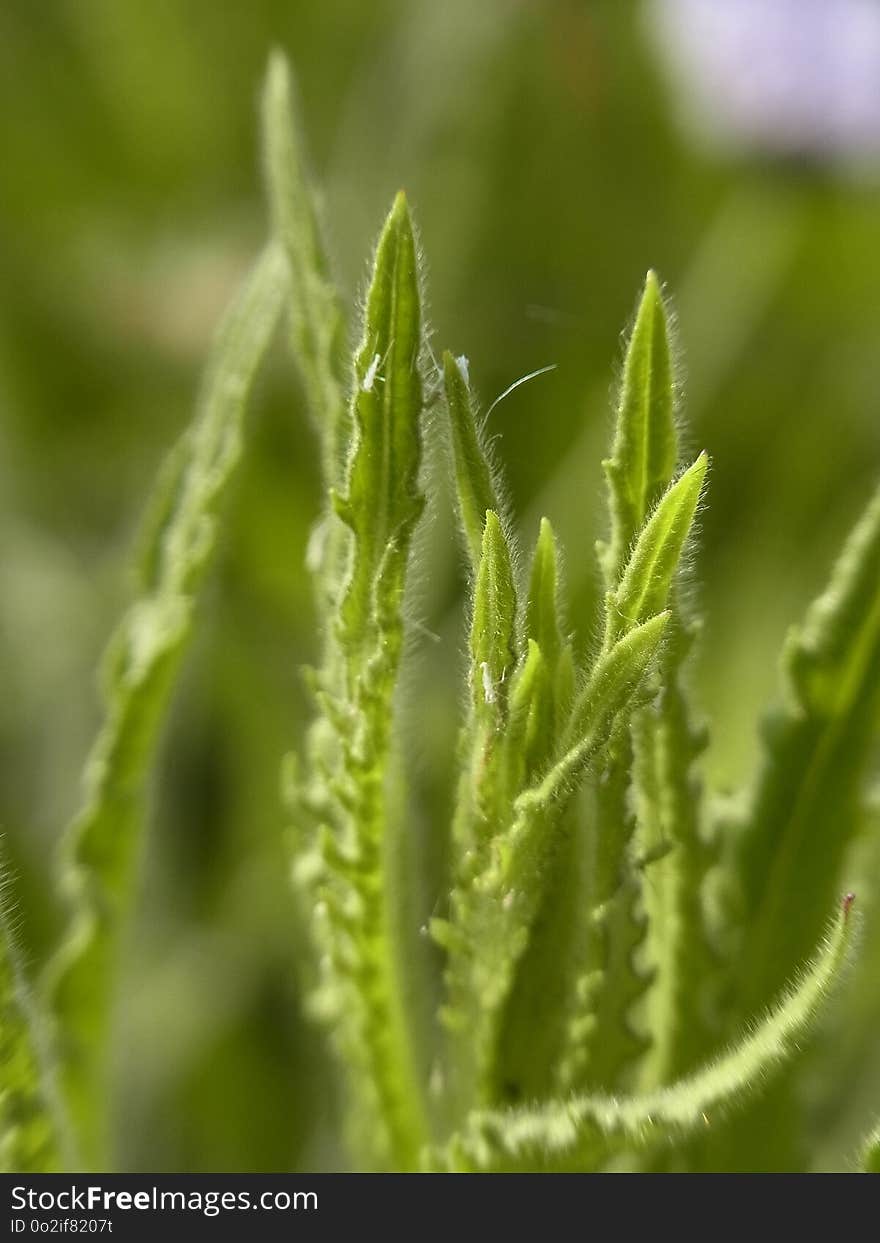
(481, 660, 496, 704)
(485, 364, 557, 419)
(362, 352, 382, 392)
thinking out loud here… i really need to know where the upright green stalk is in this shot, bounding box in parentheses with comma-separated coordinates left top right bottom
(44, 244, 287, 1167)
(285, 193, 429, 1170)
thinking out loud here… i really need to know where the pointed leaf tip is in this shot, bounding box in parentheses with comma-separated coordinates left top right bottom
(602, 272, 679, 583)
(471, 510, 517, 715)
(339, 186, 425, 644)
(443, 349, 502, 571)
(372, 192, 415, 271)
(261, 46, 347, 490)
(267, 47, 290, 88)
(483, 507, 502, 539)
(566, 610, 669, 754)
(527, 517, 564, 671)
(607, 455, 707, 643)
(391, 189, 410, 221)
(382, 192, 413, 243)
(442, 348, 463, 382)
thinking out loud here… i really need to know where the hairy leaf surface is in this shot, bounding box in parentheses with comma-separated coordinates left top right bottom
(286, 193, 429, 1171)
(442, 351, 503, 572)
(440, 614, 668, 1108)
(599, 270, 677, 585)
(438, 901, 855, 1170)
(1, 874, 62, 1173)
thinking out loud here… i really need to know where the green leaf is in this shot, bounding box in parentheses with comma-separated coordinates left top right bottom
(436, 898, 856, 1170)
(261, 51, 352, 619)
(500, 614, 670, 933)
(493, 808, 586, 1104)
(599, 270, 678, 587)
(439, 513, 521, 1109)
(1, 869, 63, 1173)
(731, 483, 880, 1013)
(526, 518, 563, 669)
(508, 517, 573, 784)
(554, 736, 650, 1094)
(470, 511, 518, 720)
(450, 525, 572, 1106)
(505, 639, 547, 756)
(636, 620, 718, 1088)
(447, 510, 518, 855)
(548, 295, 703, 1097)
(262, 50, 347, 486)
(604, 453, 707, 646)
(566, 893, 651, 1096)
(287, 192, 429, 1171)
(526, 517, 574, 727)
(563, 613, 670, 758)
(334, 191, 425, 652)
(439, 613, 668, 1110)
(487, 529, 651, 1103)
(442, 350, 503, 572)
(44, 242, 287, 1167)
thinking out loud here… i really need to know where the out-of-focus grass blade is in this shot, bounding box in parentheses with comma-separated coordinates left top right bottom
(731, 484, 880, 1011)
(44, 243, 287, 1166)
(262, 50, 347, 486)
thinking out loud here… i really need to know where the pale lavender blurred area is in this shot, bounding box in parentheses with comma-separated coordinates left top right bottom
(647, 0, 880, 171)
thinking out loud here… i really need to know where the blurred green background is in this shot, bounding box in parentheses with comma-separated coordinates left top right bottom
(2, 1, 879, 1169)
